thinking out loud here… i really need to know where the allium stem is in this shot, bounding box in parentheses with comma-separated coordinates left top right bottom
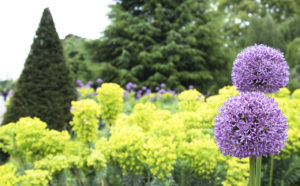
(269, 155, 274, 186)
(250, 156, 256, 186)
(256, 156, 262, 186)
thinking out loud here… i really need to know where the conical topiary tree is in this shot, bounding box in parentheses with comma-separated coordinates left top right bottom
(2, 8, 77, 130)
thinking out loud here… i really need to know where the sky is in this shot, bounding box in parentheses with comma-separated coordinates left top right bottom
(0, 0, 114, 80)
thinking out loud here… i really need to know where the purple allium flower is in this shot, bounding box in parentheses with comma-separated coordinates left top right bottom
(142, 86, 147, 91)
(76, 80, 82, 84)
(155, 86, 160, 91)
(158, 89, 166, 94)
(188, 85, 194, 89)
(76, 80, 84, 87)
(96, 78, 103, 84)
(160, 83, 166, 88)
(232, 44, 289, 93)
(145, 89, 151, 96)
(131, 83, 137, 89)
(123, 90, 129, 96)
(126, 82, 132, 90)
(87, 81, 93, 86)
(214, 92, 288, 158)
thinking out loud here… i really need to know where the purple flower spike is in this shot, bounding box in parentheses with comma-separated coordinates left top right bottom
(232, 44, 289, 93)
(214, 92, 288, 158)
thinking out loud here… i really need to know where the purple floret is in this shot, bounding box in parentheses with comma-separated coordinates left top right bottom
(232, 44, 289, 93)
(96, 78, 103, 84)
(214, 92, 288, 158)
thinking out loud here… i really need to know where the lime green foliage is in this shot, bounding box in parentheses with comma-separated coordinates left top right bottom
(34, 155, 69, 174)
(70, 99, 100, 143)
(19, 169, 51, 186)
(142, 136, 177, 179)
(0, 163, 19, 185)
(105, 125, 145, 174)
(222, 158, 249, 186)
(177, 134, 223, 178)
(127, 102, 157, 131)
(77, 87, 95, 98)
(64, 140, 91, 168)
(292, 89, 300, 99)
(178, 89, 204, 111)
(87, 149, 106, 170)
(271, 88, 300, 159)
(0, 117, 70, 162)
(97, 83, 124, 125)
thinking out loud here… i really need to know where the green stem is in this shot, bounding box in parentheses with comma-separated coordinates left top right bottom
(269, 155, 274, 186)
(256, 156, 262, 186)
(250, 156, 256, 186)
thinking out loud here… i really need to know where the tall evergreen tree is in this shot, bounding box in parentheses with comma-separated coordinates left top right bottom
(86, 0, 232, 93)
(2, 8, 77, 130)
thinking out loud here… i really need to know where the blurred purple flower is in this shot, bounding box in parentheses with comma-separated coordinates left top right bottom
(168, 89, 176, 95)
(145, 89, 151, 96)
(123, 90, 129, 96)
(232, 44, 289, 93)
(126, 82, 132, 90)
(214, 92, 288, 158)
(96, 78, 103, 84)
(158, 89, 166, 94)
(155, 86, 160, 91)
(87, 81, 93, 86)
(160, 83, 166, 88)
(142, 86, 147, 90)
(76, 80, 84, 87)
(188, 85, 194, 89)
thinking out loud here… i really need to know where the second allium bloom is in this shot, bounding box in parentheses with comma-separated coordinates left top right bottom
(232, 44, 289, 93)
(214, 92, 288, 158)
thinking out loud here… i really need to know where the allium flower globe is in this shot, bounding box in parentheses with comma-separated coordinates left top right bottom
(232, 44, 289, 93)
(214, 92, 288, 158)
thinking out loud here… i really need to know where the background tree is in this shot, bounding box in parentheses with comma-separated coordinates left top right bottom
(239, 15, 285, 51)
(86, 0, 233, 93)
(216, 0, 300, 42)
(2, 8, 77, 130)
(62, 34, 94, 83)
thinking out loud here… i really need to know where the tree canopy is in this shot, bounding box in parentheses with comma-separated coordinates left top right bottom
(86, 0, 232, 93)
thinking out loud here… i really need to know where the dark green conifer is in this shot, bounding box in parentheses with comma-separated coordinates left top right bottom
(2, 8, 77, 130)
(86, 0, 232, 93)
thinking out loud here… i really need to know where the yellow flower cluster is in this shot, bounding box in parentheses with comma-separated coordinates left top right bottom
(19, 169, 51, 186)
(178, 89, 204, 111)
(77, 87, 95, 98)
(70, 99, 101, 143)
(97, 83, 124, 125)
(0, 117, 70, 162)
(222, 157, 249, 186)
(271, 88, 300, 159)
(0, 163, 18, 186)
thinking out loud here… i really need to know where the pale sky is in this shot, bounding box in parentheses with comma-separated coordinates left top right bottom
(0, 0, 114, 80)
